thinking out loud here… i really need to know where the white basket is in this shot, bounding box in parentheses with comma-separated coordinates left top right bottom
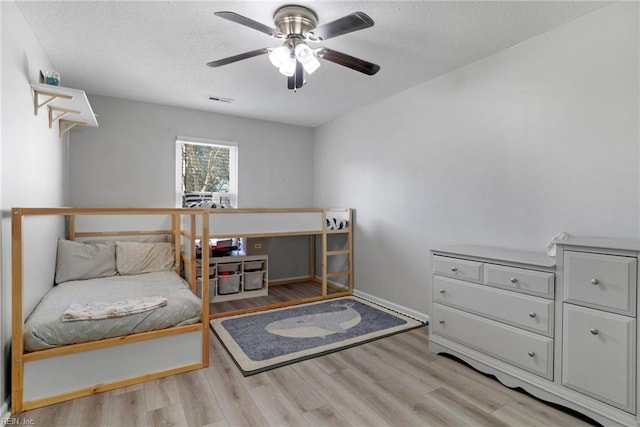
(244, 260, 264, 271)
(218, 274, 241, 294)
(218, 262, 240, 273)
(196, 278, 216, 301)
(243, 271, 264, 290)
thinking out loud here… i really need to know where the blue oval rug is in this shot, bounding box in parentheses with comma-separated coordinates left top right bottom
(210, 296, 425, 375)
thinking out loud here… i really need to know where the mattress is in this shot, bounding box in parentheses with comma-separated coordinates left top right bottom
(24, 271, 201, 351)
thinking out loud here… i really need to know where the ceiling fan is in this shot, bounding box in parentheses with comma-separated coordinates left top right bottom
(206, 5, 381, 90)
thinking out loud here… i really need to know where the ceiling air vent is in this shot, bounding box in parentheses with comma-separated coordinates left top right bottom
(209, 96, 234, 103)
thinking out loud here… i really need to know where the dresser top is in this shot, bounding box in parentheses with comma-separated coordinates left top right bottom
(557, 237, 640, 252)
(431, 245, 555, 269)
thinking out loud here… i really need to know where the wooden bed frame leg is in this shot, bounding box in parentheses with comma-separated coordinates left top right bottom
(321, 210, 328, 297)
(201, 213, 210, 367)
(11, 208, 25, 413)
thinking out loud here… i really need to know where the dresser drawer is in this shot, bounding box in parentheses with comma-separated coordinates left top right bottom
(562, 304, 636, 413)
(432, 304, 553, 379)
(484, 264, 554, 298)
(434, 276, 554, 336)
(433, 256, 482, 282)
(564, 251, 637, 315)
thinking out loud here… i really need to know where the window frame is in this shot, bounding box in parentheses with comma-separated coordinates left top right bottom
(175, 136, 238, 208)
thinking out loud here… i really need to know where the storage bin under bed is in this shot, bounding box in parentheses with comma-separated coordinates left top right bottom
(243, 271, 264, 290)
(218, 274, 241, 294)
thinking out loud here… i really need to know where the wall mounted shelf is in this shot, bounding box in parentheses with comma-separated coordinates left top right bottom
(31, 82, 98, 137)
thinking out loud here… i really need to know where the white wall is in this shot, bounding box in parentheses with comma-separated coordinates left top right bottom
(313, 2, 639, 316)
(1, 1, 67, 409)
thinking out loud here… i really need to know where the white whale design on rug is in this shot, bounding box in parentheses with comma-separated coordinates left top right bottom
(265, 302, 362, 338)
(211, 297, 425, 375)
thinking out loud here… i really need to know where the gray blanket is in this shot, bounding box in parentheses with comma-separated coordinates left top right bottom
(24, 271, 201, 351)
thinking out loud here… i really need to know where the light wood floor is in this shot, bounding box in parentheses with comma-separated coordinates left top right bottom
(15, 326, 599, 427)
(210, 281, 341, 315)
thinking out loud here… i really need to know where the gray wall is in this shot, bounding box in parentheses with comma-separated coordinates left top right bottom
(68, 95, 315, 280)
(1, 1, 67, 412)
(313, 2, 639, 316)
(69, 95, 314, 209)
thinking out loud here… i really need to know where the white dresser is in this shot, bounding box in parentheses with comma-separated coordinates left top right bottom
(430, 239, 640, 427)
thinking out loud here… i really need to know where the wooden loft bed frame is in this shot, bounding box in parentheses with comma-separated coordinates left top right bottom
(11, 206, 352, 412)
(181, 208, 354, 319)
(11, 207, 209, 413)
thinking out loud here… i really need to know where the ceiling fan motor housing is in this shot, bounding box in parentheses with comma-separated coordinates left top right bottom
(273, 5, 318, 38)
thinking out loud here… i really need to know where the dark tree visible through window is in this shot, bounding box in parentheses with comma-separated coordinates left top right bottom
(178, 139, 237, 208)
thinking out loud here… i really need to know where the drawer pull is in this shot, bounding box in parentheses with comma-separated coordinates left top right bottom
(510, 277, 518, 283)
(528, 312, 537, 318)
(590, 278, 600, 285)
(439, 320, 445, 325)
(439, 289, 446, 294)
(590, 328, 599, 335)
(527, 351, 535, 357)
(450, 267, 458, 272)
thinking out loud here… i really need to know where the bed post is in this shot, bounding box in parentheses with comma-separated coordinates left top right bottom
(189, 214, 197, 292)
(321, 210, 328, 297)
(201, 212, 210, 366)
(309, 234, 315, 282)
(11, 209, 25, 413)
(172, 213, 181, 276)
(347, 208, 354, 294)
(68, 213, 76, 240)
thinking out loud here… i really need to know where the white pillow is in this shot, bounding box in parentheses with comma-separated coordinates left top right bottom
(55, 239, 117, 284)
(115, 241, 175, 275)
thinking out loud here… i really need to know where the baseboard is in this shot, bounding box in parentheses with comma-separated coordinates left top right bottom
(269, 275, 313, 285)
(353, 290, 429, 323)
(312, 275, 349, 290)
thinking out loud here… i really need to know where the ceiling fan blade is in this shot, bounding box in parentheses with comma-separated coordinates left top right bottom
(295, 61, 304, 89)
(207, 48, 269, 67)
(214, 11, 283, 38)
(287, 61, 304, 90)
(315, 48, 380, 75)
(308, 12, 374, 41)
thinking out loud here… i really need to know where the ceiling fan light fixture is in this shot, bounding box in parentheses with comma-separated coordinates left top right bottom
(278, 56, 297, 77)
(269, 45, 291, 68)
(294, 43, 321, 74)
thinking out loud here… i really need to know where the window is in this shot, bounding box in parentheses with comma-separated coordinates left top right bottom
(176, 137, 237, 208)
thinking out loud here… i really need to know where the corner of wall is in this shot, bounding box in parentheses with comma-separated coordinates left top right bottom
(1, 398, 9, 420)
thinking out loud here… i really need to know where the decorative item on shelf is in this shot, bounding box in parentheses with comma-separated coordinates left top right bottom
(44, 70, 60, 86)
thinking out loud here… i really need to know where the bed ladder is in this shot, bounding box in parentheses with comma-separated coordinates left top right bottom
(320, 208, 353, 296)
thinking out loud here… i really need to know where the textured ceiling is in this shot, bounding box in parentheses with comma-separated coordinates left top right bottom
(16, 1, 608, 127)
